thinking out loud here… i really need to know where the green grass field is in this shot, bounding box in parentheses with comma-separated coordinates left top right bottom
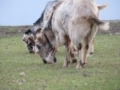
(0, 35, 120, 90)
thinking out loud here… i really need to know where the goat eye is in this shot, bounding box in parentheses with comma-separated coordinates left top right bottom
(38, 37, 42, 41)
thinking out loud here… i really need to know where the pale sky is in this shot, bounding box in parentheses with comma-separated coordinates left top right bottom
(0, 0, 120, 26)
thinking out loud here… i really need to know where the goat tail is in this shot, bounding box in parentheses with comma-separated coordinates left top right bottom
(90, 17, 110, 31)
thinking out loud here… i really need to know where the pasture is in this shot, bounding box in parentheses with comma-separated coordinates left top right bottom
(0, 26, 120, 90)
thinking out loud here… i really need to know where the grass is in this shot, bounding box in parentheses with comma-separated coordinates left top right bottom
(0, 35, 120, 90)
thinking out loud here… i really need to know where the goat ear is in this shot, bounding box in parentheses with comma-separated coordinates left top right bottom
(35, 28, 41, 34)
(98, 4, 107, 10)
(35, 28, 42, 39)
(25, 29, 32, 34)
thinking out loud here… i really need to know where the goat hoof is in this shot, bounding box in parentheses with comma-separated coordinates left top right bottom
(72, 58, 77, 63)
(63, 62, 68, 67)
(76, 65, 82, 69)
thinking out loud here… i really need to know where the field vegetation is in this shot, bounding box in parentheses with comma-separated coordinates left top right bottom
(0, 21, 120, 90)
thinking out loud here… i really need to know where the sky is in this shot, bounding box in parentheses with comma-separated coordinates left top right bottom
(0, 0, 120, 26)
